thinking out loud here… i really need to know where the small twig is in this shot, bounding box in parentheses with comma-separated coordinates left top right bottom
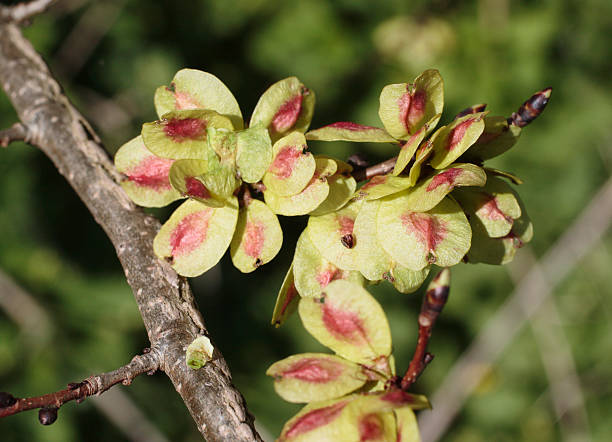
(0, 349, 161, 423)
(351, 156, 398, 182)
(400, 268, 451, 390)
(0, 0, 57, 24)
(238, 184, 253, 208)
(0, 123, 29, 147)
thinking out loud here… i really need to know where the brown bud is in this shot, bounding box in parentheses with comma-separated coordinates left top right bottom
(0, 392, 16, 408)
(39, 407, 58, 425)
(509, 87, 552, 128)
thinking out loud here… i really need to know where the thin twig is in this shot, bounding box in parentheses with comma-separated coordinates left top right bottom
(0, 123, 29, 147)
(0, 0, 57, 23)
(351, 156, 397, 182)
(0, 269, 169, 441)
(0, 350, 161, 421)
(400, 268, 451, 390)
(418, 175, 612, 442)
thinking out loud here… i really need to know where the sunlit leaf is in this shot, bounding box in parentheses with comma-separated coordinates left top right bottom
(306, 122, 396, 143)
(206, 126, 237, 166)
(278, 397, 354, 442)
(408, 139, 434, 186)
(271, 265, 300, 327)
(353, 200, 392, 281)
(429, 112, 486, 169)
(114, 135, 181, 207)
(454, 175, 521, 238)
(142, 109, 233, 160)
(235, 125, 273, 183)
(342, 405, 396, 442)
(388, 263, 430, 295)
(154, 68, 243, 129)
(168, 159, 224, 207)
(430, 113, 484, 169)
(264, 157, 331, 216)
(461, 115, 522, 162)
(267, 353, 369, 403)
(250, 76, 315, 141)
(394, 408, 421, 442)
(298, 280, 392, 364)
(230, 199, 282, 273)
(465, 187, 532, 265)
(378, 69, 443, 140)
(354, 175, 414, 201)
(294, 230, 364, 298)
(312, 155, 338, 178)
(392, 163, 487, 212)
(153, 198, 238, 277)
(377, 196, 471, 270)
(307, 200, 362, 271)
(354, 390, 431, 413)
(392, 116, 437, 176)
(353, 201, 430, 292)
(319, 155, 353, 176)
(309, 173, 357, 216)
(263, 132, 316, 196)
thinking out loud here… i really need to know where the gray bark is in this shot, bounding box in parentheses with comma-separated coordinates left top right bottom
(0, 20, 261, 442)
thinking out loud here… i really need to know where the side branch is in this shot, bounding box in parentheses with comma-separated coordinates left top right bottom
(0, 122, 29, 147)
(400, 269, 450, 390)
(351, 156, 397, 182)
(0, 349, 160, 422)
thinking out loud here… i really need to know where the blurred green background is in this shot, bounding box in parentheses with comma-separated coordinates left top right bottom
(1, 0, 611, 441)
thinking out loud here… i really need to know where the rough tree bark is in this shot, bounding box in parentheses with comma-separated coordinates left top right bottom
(0, 13, 261, 442)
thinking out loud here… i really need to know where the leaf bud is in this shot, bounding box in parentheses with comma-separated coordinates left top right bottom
(0, 392, 16, 408)
(38, 407, 58, 425)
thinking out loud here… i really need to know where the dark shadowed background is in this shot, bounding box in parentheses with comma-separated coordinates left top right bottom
(1, 0, 611, 440)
